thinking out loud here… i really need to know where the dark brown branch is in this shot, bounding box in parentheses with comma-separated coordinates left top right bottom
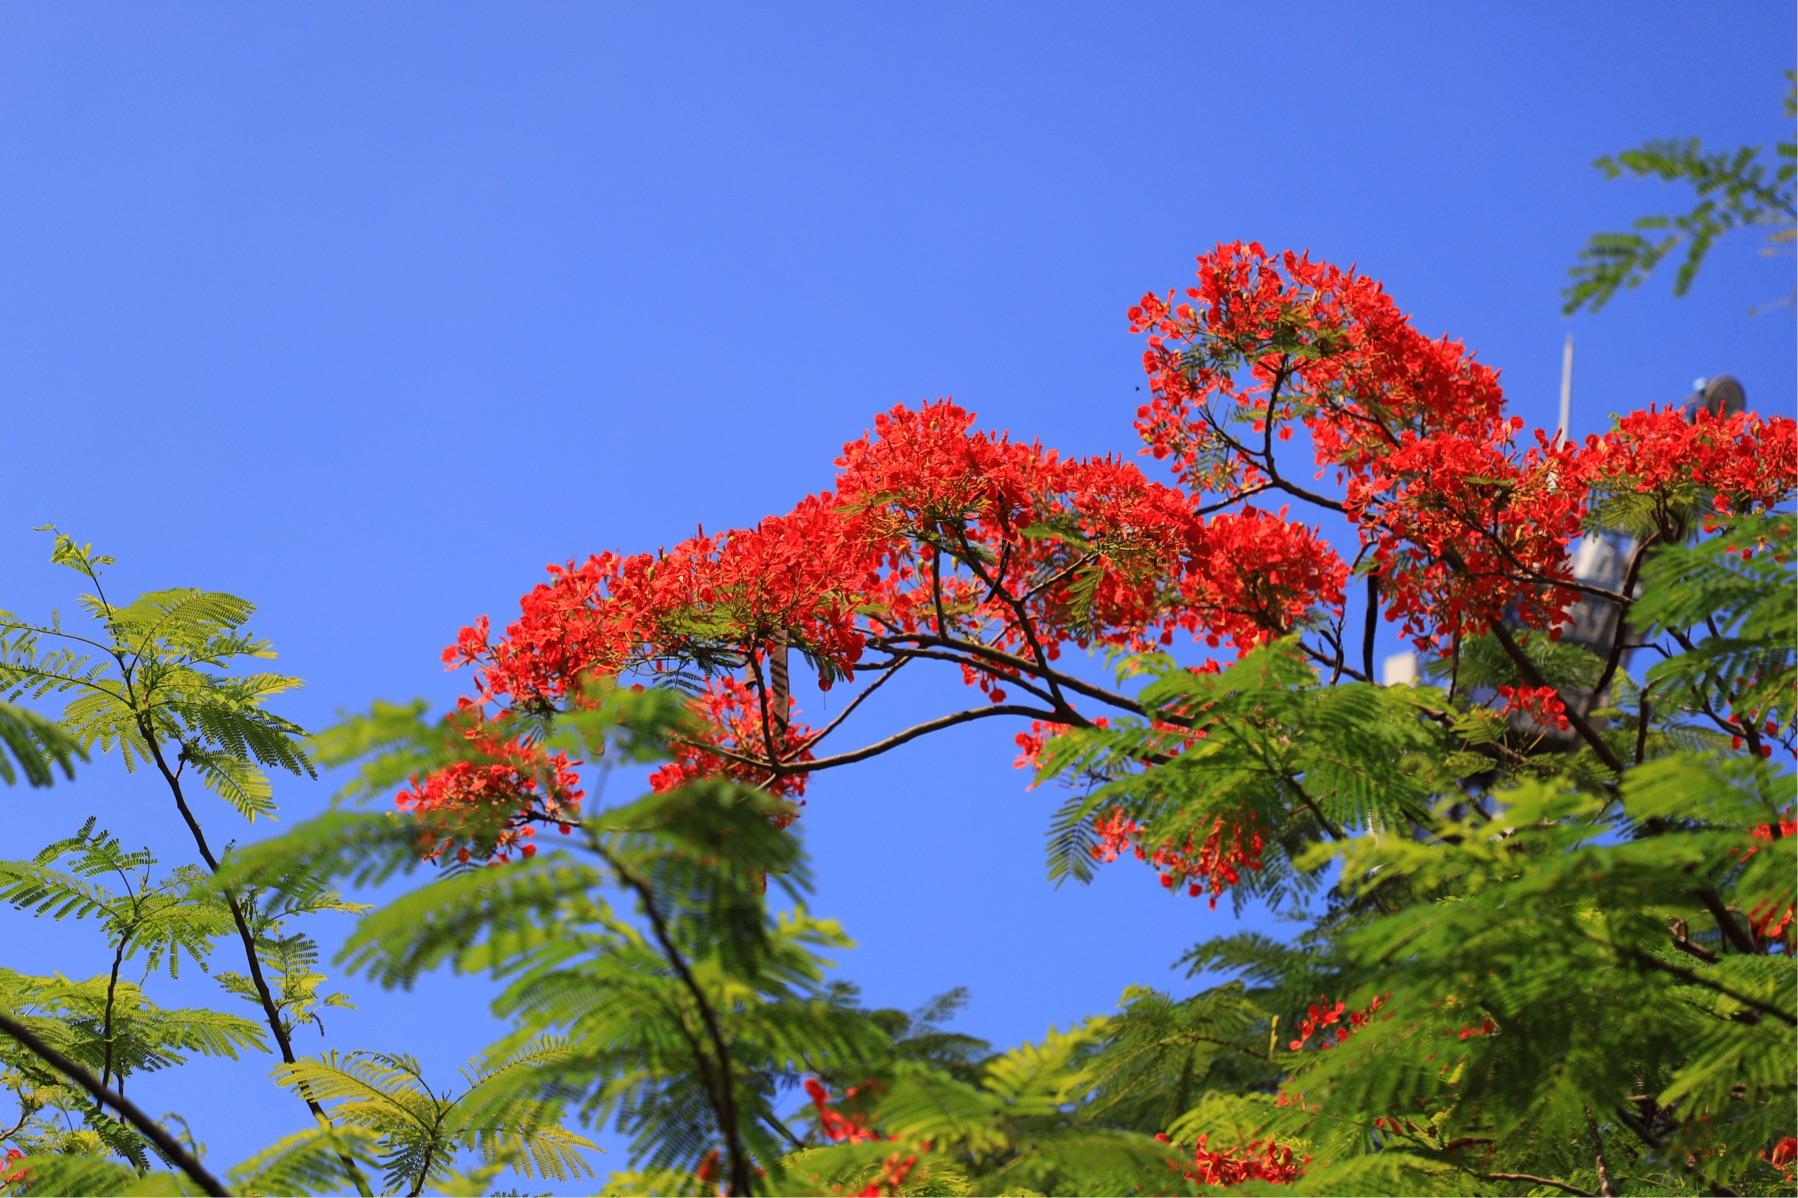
(744, 652, 783, 770)
(1288, 775, 1347, 842)
(1585, 1109, 1615, 1197)
(928, 542, 950, 637)
(1193, 376, 1348, 515)
(1608, 941, 1796, 1025)
(140, 730, 372, 1197)
(1193, 482, 1279, 516)
(589, 841, 754, 1196)
(791, 658, 907, 755)
(1697, 886, 1762, 956)
(768, 630, 791, 744)
(872, 633, 1145, 715)
(1582, 532, 1659, 718)
(1018, 550, 1100, 605)
(860, 644, 1059, 708)
(696, 703, 1058, 777)
(1362, 575, 1378, 684)
(949, 524, 1070, 716)
(408, 1138, 436, 1198)
(1667, 918, 1718, 963)
(1488, 621, 1625, 774)
(99, 934, 130, 1091)
(1481, 1172, 1595, 1197)
(0, 1011, 228, 1197)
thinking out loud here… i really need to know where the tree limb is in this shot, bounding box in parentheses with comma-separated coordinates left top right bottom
(0, 1011, 228, 1197)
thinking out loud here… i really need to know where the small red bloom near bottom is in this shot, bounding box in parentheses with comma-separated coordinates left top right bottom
(1765, 1136, 1797, 1183)
(0, 1148, 26, 1192)
(1155, 1132, 1308, 1188)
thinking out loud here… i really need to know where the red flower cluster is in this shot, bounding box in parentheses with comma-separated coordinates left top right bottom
(648, 675, 812, 820)
(1495, 684, 1570, 732)
(1587, 405, 1797, 517)
(799, 1080, 922, 1197)
(1765, 1136, 1797, 1183)
(395, 720, 582, 865)
(1287, 992, 1386, 1052)
(803, 1078, 882, 1145)
(1089, 807, 1266, 908)
(1727, 715, 1783, 759)
(1154, 1131, 1307, 1188)
(0, 1148, 24, 1191)
(1740, 810, 1795, 943)
(852, 1152, 920, 1198)
(1129, 242, 1796, 653)
(404, 241, 1795, 891)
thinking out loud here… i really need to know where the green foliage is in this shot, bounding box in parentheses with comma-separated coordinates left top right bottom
(0, 530, 313, 816)
(1563, 73, 1796, 313)
(1635, 513, 1796, 735)
(1037, 642, 1475, 906)
(270, 1047, 595, 1193)
(0, 699, 81, 788)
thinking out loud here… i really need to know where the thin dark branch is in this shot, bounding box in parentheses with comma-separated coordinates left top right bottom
(0, 1011, 228, 1197)
(408, 1137, 436, 1197)
(1193, 482, 1279, 516)
(1607, 940, 1796, 1025)
(1666, 919, 1718, 964)
(744, 652, 782, 770)
(589, 841, 754, 1196)
(872, 633, 1145, 715)
(1481, 1172, 1595, 1197)
(1585, 1109, 1615, 1197)
(764, 1111, 808, 1151)
(1362, 575, 1378, 683)
(860, 644, 1059, 708)
(929, 541, 950, 637)
(1018, 550, 1100, 605)
(950, 523, 1069, 715)
(696, 703, 1059, 777)
(791, 659, 907, 755)
(1488, 621, 1625, 774)
(1697, 886, 1762, 956)
(139, 727, 373, 1197)
(99, 933, 131, 1092)
(1582, 532, 1659, 717)
(1288, 775, 1347, 842)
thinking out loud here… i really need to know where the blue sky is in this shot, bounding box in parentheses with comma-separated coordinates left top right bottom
(2, 3, 1793, 1186)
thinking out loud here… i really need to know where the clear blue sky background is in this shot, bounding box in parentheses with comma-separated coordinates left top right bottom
(2, 3, 1793, 1188)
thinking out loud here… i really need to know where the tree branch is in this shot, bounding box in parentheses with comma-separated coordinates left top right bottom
(589, 840, 754, 1196)
(1488, 621, 1625, 774)
(694, 703, 1059, 777)
(0, 1011, 228, 1197)
(1481, 1172, 1595, 1197)
(140, 728, 372, 1197)
(1582, 532, 1659, 718)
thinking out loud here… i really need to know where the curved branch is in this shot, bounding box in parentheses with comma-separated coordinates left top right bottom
(871, 633, 1146, 715)
(139, 728, 372, 1197)
(588, 841, 754, 1196)
(692, 703, 1059, 778)
(792, 658, 908, 754)
(1488, 621, 1625, 774)
(0, 1011, 228, 1197)
(1481, 1172, 1595, 1197)
(859, 645, 1060, 708)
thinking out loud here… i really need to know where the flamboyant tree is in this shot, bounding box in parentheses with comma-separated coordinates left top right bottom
(2, 232, 1794, 1193)
(313, 237, 1794, 1195)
